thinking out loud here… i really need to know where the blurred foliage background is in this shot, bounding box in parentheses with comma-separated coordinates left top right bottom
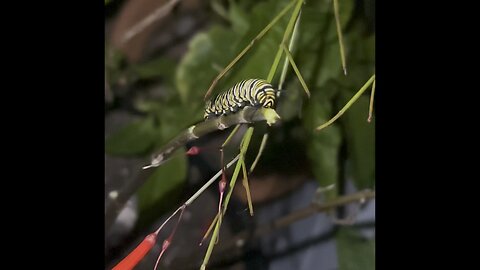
(105, 0, 374, 269)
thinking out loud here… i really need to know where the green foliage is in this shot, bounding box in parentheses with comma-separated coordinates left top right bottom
(337, 228, 375, 270)
(106, 2, 375, 263)
(105, 44, 127, 88)
(302, 86, 342, 200)
(229, 0, 250, 35)
(136, 155, 187, 227)
(176, 0, 290, 105)
(130, 57, 177, 82)
(105, 117, 157, 156)
(340, 94, 375, 189)
(176, 27, 236, 105)
(296, 0, 354, 89)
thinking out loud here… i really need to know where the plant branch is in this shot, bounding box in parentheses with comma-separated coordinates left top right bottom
(173, 189, 375, 270)
(221, 189, 375, 255)
(266, 0, 304, 83)
(368, 78, 376, 122)
(278, 10, 301, 90)
(315, 74, 375, 131)
(185, 155, 240, 206)
(201, 127, 255, 270)
(282, 44, 311, 97)
(105, 107, 279, 231)
(110, 155, 241, 269)
(222, 124, 241, 148)
(144, 107, 279, 169)
(249, 133, 269, 173)
(121, 0, 182, 45)
(203, 0, 297, 100)
(333, 0, 347, 75)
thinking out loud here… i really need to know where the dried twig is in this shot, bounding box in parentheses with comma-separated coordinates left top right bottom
(172, 189, 375, 270)
(121, 0, 183, 45)
(105, 107, 280, 231)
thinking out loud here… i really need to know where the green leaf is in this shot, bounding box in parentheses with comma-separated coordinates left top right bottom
(337, 0, 355, 30)
(339, 93, 375, 189)
(276, 79, 303, 121)
(136, 154, 187, 227)
(176, 27, 235, 104)
(294, 0, 355, 89)
(337, 28, 375, 91)
(296, 24, 339, 90)
(337, 227, 375, 270)
(105, 45, 127, 86)
(175, 0, 290, 106)
(229, 0, 250, 35)
(105, 117, 156, 156)
(302, 88, 342, 200)
(130, 57, 177, 81)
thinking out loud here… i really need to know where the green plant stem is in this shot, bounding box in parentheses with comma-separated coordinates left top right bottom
(333, 0, 347, 75)
(249, 133, 269, 173)
(200, 127, 254, 270)
(144, 107, 278, 169)
(173, 189, 375, 270)
(282, 44, 311, 97)
(315, 74, 375, 131)
(368, 79, 376, 122)
(204, 0, 297, 100)
(201, 2, 306, 268)
(267, 0, 304, 83)
(279, 12, 301, 90)
(185, 154, 240, 206)
(241, 160, 254, 216)
(222, 124, 242, 148)
(200, 213, 220, 245)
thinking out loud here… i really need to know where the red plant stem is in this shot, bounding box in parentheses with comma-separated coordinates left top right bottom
(218, 178, 226, 214)
(153, 239, 170, 270)
(112, 233, 157, 270)
(113, 154, 240, 269)
(153, 206, 186, 270)
(186, 146, 201, 156)
(186, 145, 221, 156)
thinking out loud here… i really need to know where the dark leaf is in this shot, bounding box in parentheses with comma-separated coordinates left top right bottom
(105, 117, 156, 156)
(337, 227, 375, 270)
(302, 88, 342, 200)
(136, 155, 187, 226)
(339, 93, 375, 189)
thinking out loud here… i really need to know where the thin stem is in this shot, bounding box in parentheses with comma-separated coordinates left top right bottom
(121, 0, 182, 45)
(153, 207, 185, 270)
(154, 206, 184, 235)
(279, 12, 302, 90)
(201, 127, 254, 270)
(173, 189, 376, 270)
(316, 74, 375, 131)
(282, 44, 311, 97)
(200, 213, 219, 246)
(143, 107, 276, 170)
(204, 0, 297, 100)
(241, 160, 254, 216)
(250, 190, 375, 248)
(266, 0, 304, 83)
(222, 124, 242, 148)
(185, 154, 240, 206)
(368, 79, 376, 122)
(249, 133, 269, 173)
(333, 0, 347, 75)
